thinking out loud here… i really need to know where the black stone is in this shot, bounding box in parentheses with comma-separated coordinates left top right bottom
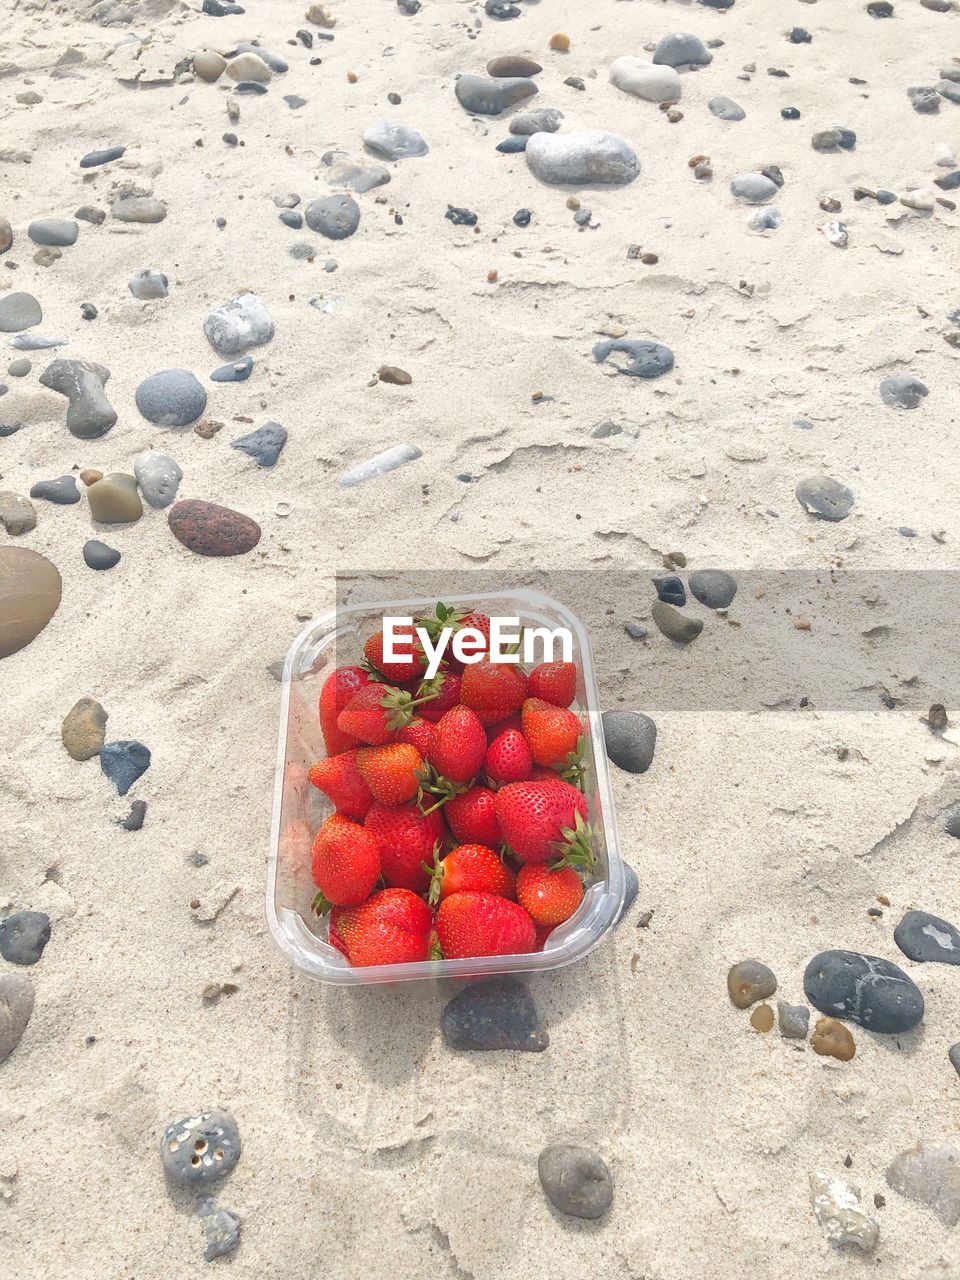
(513, 208, 532, 226)
(781, 107, 801, 119)
(935, 171, 960, 191)
(446, 206, 478, 226)
(803, 949, 924, 1033)
(867, 1, 893, 14)
(296, 29, 313, 47)
(83, 539, 121, 570)
(30, 476, 81, 504)
(203, 0, 244, 14)
(496, 137, 527, 153)
(280, 209, 303, 229)
(689, 569, 738, 609)
(81, 303, 98, 320)
(100, 740, 151, 796)
(592, 338, 674, 379)
(894, 910, 960, 965)
(80, 146, 125, 169)
(231, 421, 287, 467)
(120, 799, 147, 831)
(836, 127, 857, 150)
(485, 0, 521, 17)
(653, 574, 685, 606)
(441, 978, 548, 1052)
(602, 710, 657, 774)
(788, 27, 812, 42)
(0, 911, 51, 966)
(761, 165, 785, 188)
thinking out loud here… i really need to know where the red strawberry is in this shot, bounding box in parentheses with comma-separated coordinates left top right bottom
(427, 705, 487, 786)
(398, 718, 435, 756)
(363, 625, 428, 683)
(311, 814, 380, 907)
(460, 657, 528, 726)
(417, 669, 462, 722)
(427, 842, 516, 905)
(527, 661, 577, 708)
(435, 891, 536, 959)
(494, 779, 591, 865)
(516, 863, 584, 926)
(329, 904, 361, 957)
(445, 610, 492, 671)
(356, 743, 423, 806)
(319, 665, 371, 756)
(337, 682, 433, 746)
(485, 728, 533, 786)
(486, 713, 522, 742)
(418, 604, 491, 672)
(521, 697, 582, 767)
(346, 888, 432, 966)
(308, 750, 374, 821)
(364, 802, 445, 893)
(445, 785, 501, 846)
(533, 924, 554, 951)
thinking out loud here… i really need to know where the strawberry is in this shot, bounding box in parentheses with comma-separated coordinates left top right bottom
(485, 713, 522, 742)
(418, 603, 491, 672)
(426, 705, 487, 786)
(445, 784, 501, 846)
(527, 661, 577, 708)
(398, 718, 435, 756)
(494, 778, 591, 865)
(460, 657, 528, 726)
(426, 842, 516, 906)
(417, 669, 462, 722)
(311, 814, 381, 908)
(345, 888, 432, 966)
(484, 728, 532, 786)
(308, 750, 374, 821)
(329, 904, 361, 957)
(364, 801, 445, 892)
(356, 743, 423, 806)
(337, 682, 437, 746)
(435, 891, 536, 959)
(533, 924, 554, 951)
(521, 697, 582, 767)
(363, 625, 428, 683)
(516, 863, 584, 926)
(319, 665, 371, 756)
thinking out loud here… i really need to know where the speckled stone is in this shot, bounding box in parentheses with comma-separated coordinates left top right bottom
(87, 473, 142, 524)
(134, 450, 182, 509)
(304, 195, 361, 240)
(804, 949, 924, 1033)
(0, 973, 34, 1064)
(796, 475, 854, 521)
(203, 293, 274, 357)
(198, 1196, 241, 1261)
(689, 569, 738, 609)
(61, 696, 108, 761)
(728, 960, 777, 1008)
(0, 911, 50, 965)
(601, 710, 656, 773)
(120, 799, 147, 831)
(441, 977, 548, 1051)
(160, 1111, 241, 1187)
(510, 108, 563, 136)
(135, 368, 207, 427)
(0, 492, 37, 536)
(168, 499, 261, 557)
(100, 740, 151, 795)
(538, 1145, 613, 1220)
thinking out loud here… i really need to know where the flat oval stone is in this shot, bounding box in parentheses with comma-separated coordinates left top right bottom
(593, 338, 671, 376)
(796, 475, 854, 521)
(28, 218, 78, 247)
(134, 450, 182, 508)
(730, 172, 778, 203)
(83, 539, 120, 570)
(441, 977, 547, 1051)
(79, 146, 125, 169)
(0, 548, 62, 659)
(610, 57, 681, 103)
(710, 95, 746, 121)
(803, 949, 924, 1033)
(728, 959, 777, 1008)
(601, 709, 656, 773)
(0, 973, 35, 1064)
(653, 32, 712, 67)
(211, 356, 253, 382)
(652, 600, 702, 642)
(168, 499, 261, 557)
(100, 740, 151, 795)
(194, 50, 227, 82)
(0, 911, 50, 965)
(203, 293, 274, 357)
(455, 73, 538, 115)
(129, 269, 168, 300)
(30, 475, 81, 505)
(487, 56, 542, 78)
(0, 292, 42, 333)
(87, 473, 143, 524)
(510, 107, 563, 136)
(160, 1111, 241, 1187)
(62, 696, 108, 760)
(304, 195, 360, 239)
(363, 119, 428, 159)
(538, 1144, 613, 1219)
(879, 374, 928, 408)
(111, 196, 167, 224)
(230, 422, 287, 467)
(689, 569, 737, 609)
(136, 368, 207, 426)
(894, 910, 960, 964)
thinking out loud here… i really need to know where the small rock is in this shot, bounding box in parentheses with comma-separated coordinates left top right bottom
(777, 1000, 810, 1039)
(30, 476, 80, 505)
(0, 911, 50, 966)
(198, 1196, 241, 1261)
(134, 451, 182, 508)
(445, 206, 478, 227)
(455, 74, 538, 116)
(592, 337, 672, 378)
(120, 799, 147, 831)
(709, 95, 746, 121)
(810, 1173, 879, 1251)
(304, 194, 360, 239)
(497, 137, 527, 153)
(100, 740, 150, 795)
(751, 1003, 775, 1032)
(363, 120, 428, 159)
(323, 158, 390, 192)
(894, 910, 960, 965)
(194, 50, 227, 82)
(886, 1140, 960, 1227)
(136, 368, 208, 427)
(601, 710, 656, 774)
(39, 358, 117, 439)
(910, 86, 942, 114)
(949, 1043, 960, 1076)
(652, 600, 702, 643)
(803, 949, 924, 1033)
(61, 696, 107, 761)
(879, 375, 928, 409)
(653, 33, 712, 68)
(7, 358, 30, 377)
(75, 206, 106, 226)
(610, 58, 681, 103)
(160, 1111, 241, 1188)
(510, 108, 563, 136)
(27, 218, 78, 248)
(728, 960, 777, 1008)
(538, 1144, 613, 1220)
(83, 540, 120, 570)
(441, 978, 548, 1051)
(211, 357, 253, 383)
(0, 217, 11, 255)
(87, 473, 142, 524)
(226, 52, 272, 83)
(0, 974, 34, 1064)
(486, 1, 520, 19)
(339, 443, 422, 487)
(689, 569, 737, 609)
(231, 422, 287, 467)
(79, 146, 125, 169)
(653, 574, 685, 606)
(811, 1016, 856, 1060)
(796, 475, 854, 521)
(203, 294, 274, 357)
(0, 492, 36, 536)
(730, 173, 778, 203)
(128, 269, 168, 301)
(168, 499, 261, 557)
(487, 56, 542, 78)
(379, 366, 412, 385)
(0, 293, 42, 333)
(111, 196, 167, 224)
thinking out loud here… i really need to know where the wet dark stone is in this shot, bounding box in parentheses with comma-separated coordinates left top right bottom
(601, 710, 657, 774)
(496, 137, 528, 153)
(80, 146, 126, 169)
(513, 208, 532, 226)
(446, 206, 478, 226)
(441, 978, 548, 1052)
(653, 574, 685, 606)
(867, 1, 893, 14)
(782, 107, 801, 120)
(803, 949, 924, 1033)
(230, 421, 287, 467)
(592, 338, 674, 379)
(689, 569, 738, 609)
(120, 799, 147, 831)
(83, 540, 121, 570)
(0, 911, 51, 965)
(894, 910, 960, 965)
(100, 740, 151, 796)
(30, 476, 81, 505)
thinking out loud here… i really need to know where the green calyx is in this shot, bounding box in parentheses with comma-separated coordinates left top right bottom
(378, 684, 440, 731)
(312, 889, 333, 917)
(416, 763, 468, 816)
(422, 841, 445, 908)
(552, 734, 588, 790)
(549, 810, 597, 873)
(416, 601, 468, 643)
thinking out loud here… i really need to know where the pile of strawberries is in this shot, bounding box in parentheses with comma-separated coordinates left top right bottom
(307, 604, 596, 967)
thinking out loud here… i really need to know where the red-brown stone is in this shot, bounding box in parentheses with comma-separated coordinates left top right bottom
(168, 499, 261, 557)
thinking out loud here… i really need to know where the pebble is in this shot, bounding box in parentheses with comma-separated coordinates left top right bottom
(653, 574, 685, 606)
(789, 27, 813, 43)
(601, 710, 657, 774)
(939, 80, 960, 104)
(87, 473, 142, 524)
(363, 120, 428, 159)
(0, 974, 34, 1064)
(83, 540, 120, 570)
(0, 492, 36, 536)
(811, 1016, 856, 1060)
(709, 95, 746, 121)
(782, 106, 801, 120)
(0, 216, 11, 255)
(231, 422, 287, 467)
(879, 374, 928, 409)
(128, 269, 168, 300)
(538, 1145, 612, 1219)
(168, 499, 262, 557)
(728, 960, 777, 1008)
(136, 368, 208, 426)
(203, 293, 274, 357)
(323, 158, 390, 192)
(615, 862, 640, 925)
(901, 190, 935, 211)
(100, 740, 151, 795)
(894, 909, 960, 965)
(513, 208, 532, 226)
(280, 210, 303, 229)
(610, 58, 681, 103)
(304, 194, 360, 239)
(750, 1004, 775, 1032)
(803, 949, 924, 1033)
(0, 911, 50, 966)
(510, 107, 563, 136)
(810, 1174, 879, 1251)
(306, 2, 336, 23)
(455, 74, 538, 115)
(652, 600, 702, 643)
(689, 569, 737, 608)
(9, 335, 67, 350)
(134, 450, 183, 508)
(340, 443, 422, 487)
(226, 52, 272, 83)
(795, 475, 854, 521)
(886, 1140, 960, 1227)
(0, 292, 42, 333)
(193, 50, 226, 82)
(75, 206, 106, 226)
(730, 173, 778, 203)
(777, 1000, 809, 1039)
(653, 33, 712, 68)
(868, 0, 894, 12)
(211, 356, 253, 382)
(526, 131, 639, 186)
(910, 86, 941, 114)
(39, 358, 117, 438)
(27, 218, 78, 247)
(61, 695, 107, 760)
(950, 1043, 960, 1076)
(7, 358, 30, 377)
(944, 805, 960, 838)
(284, 95, 307, 110)
(487, 56, 542, 78)
(486, 0, 520, 18)
(79, 146, 125, 169)
(160, 1111, 241, 1187)
(441, 977, 548, 1051)
(235, 43, 289, 73)
(592, 337, 672, 377)
(34, 246, 62, 268)
(111, 196, 167, 224)
(446, 206, 478, 226)
(198, 1196, 241, 1261)
(935, 171, 960, 191)
(876, 189, 897, 204)
(30, 476, 81, 505)
(935, 142, 957, 166)
(497, 137, 527, 153)
(120, 799, 147, 830)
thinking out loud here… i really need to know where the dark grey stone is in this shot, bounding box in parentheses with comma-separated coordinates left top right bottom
(894, 911, 960, 965)
(910, 86, 941, 114)
(538, 1144, 613, 1220)
(945, 805, 960, 838)
(935, 171, 960, 191)
(441, 978, 548, 1052)
(513, 209, 532, 226)
(211, 357, 253, 383)
(39, 358, 117, 439)
(279, 210, 303, 229)
(83, 539, 121, 570)
(80, 146, 125, 168)
(877, 189, 897, 204)
(777, 1000, 810, 1039)
(28, 218, 79, 247)
(803, 949, 924, 1033)
(99, 740, 151, 795)
(497, 137, 527, 152)
(235, 43, 288, 72)
(486, 0, 520, 17)
(653, 574, 685, 606)
(601, 710, 657, 774)
(651, 600, 703, 643)
(135, 368, 207, 427)
(198, 1196, 241, 1261)
(879, 375, 929, 409)
(230, 422, 287, 467)
(653, 33, 712, 68)
(796, 475, 854, 521)
(455, 73, 537, 116)
(0, 911, 51, 965)
(235, 81, 267, 95)
(284, 95, 307, 110)
(120, 799, 147, 831)
(592, 338, 674, 379)
(304, 194, 360, 239)
(689, 569, 738, 609)
(30, 475, 81, 504)
(446, 206, 477, 226)
(0, 974, 34, 1064)
(160, 1111, 241, 1187)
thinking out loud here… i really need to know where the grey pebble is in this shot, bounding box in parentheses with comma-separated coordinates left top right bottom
(944, 805, 960, 838)
(877, 189, 897, 204)
(134, 450, 183, 508)
(198, 1196, 241, 1261)
(323, 157, 390, 192)
(497, 137, 527, 153)
(441, 977, 548, 1052)
(75, 205, 106, 225)
(624, 622, 647, 639)
(894, 910, 960, 965)
(796, 475, 854, 521)
(777, 1000, 810, 1039)
(653, 574, 685, 606)
(0, 911, 50, 966)
(910, 86, 941, 114)
(28, 218, 78, 247)
(652, 600, 703, 643)
(273, 194, 300, 209)
(689, 569, 738, 608)
(363, 119, 428, 159)
(950, 1043, 960, 1076)
(538, 1144, 613, 1220)
(39, 358, 117, 439)
(592, 338, 673, 379)
(83, 539, 121, 570)
(120, 799, 147, 831)
(111, 196, 167, 224)
(7, 358, 30, 377)
(279, 210, 303, 229)
(9, 334, 67, 350)
(935, 171, 960, 191)
(100, 740, 151, 795)
(937, 81, 960, 105)
(654, 32, 712, 67)
(0, 292, 42, 333)
(210, 356, 253, 382)
(510, 107, 563, 136)
(803, 949, 924, 1033)
(30, 475, 81, 504)
(602, 710, 657, 774)
(79, 146, 125, 168)
(203, 293, 274, 357)
(231, 421, 287, 467)
(160, 1111, 241, 1188)
(128, 269, 168, 300)
(235, 43, 288, 72)
(526, 131, 639, 186)
(0, 973, 34, 1065)
(879, 374, 928, 409)
(730, 173, 778, 202)
(455, 73, 537, 116)
(709, 95, 746, 121)
(0, 491, 37, 536)
(235, 81, 268, 95)
(284, 94, 308, 109)
(304, 194, 360, 239)
(136, 368, 207, 427)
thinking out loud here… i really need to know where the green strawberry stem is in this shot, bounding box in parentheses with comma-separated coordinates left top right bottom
(553, 734, 588, 790)
(416, 601, 467, 643)
(422, 841, 445, 908)
(416, 764, 468, 816)
(549, 811, 597, 873)
(379, 684, 441, 731)
(312, 889, 333, 917)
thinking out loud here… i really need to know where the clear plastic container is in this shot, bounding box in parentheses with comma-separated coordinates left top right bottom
(266, 590, 625, 984)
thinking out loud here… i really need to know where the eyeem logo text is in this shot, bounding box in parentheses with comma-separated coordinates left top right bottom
(383, 616, 573, 680)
